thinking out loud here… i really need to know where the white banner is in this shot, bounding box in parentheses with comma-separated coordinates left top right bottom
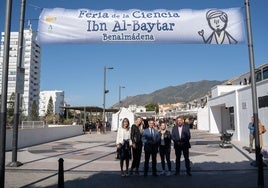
(37, 8, 245, 44)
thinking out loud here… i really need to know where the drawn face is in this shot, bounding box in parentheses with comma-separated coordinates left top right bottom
(209, 17, 226, 31)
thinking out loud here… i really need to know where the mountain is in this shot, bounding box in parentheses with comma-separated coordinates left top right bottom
(112, 80, 224, 107)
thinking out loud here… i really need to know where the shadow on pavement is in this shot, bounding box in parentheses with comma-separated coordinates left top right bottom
(22, 160, 268, 188)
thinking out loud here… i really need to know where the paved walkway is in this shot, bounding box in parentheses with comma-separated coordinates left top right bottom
(4, 129, 268, 188)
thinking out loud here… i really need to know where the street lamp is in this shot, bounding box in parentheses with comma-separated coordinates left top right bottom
(103, 66, 113, 133)
(1, 0, 12, 186)
(119, 86, 125, 109)
(7, 0, 26, 168)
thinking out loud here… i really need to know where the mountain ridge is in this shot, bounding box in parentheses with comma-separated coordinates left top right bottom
(112, 80, 224, 107)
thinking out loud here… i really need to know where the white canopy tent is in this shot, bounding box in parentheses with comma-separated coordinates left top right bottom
(111, 107, 135, 131)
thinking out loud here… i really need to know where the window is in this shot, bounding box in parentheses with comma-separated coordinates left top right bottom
(229, 107, 235, 130)
(255, 70, 262, 82)
(10, 41, 17, 45)
(263, 67, 268, 80)
(259, 95, 268, 108)
(8, 77, 16, 81)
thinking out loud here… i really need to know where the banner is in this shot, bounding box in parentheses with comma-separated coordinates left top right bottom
(37, 8, 245, 44)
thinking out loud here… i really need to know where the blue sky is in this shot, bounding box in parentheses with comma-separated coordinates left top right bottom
(1, 0, 268, 108)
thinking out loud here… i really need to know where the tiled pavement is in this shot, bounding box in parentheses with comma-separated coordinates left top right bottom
(4, 129, 268, 188)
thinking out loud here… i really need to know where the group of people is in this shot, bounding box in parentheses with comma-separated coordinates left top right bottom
(95, 119, 109, 134)
(116, 116, 192, 177)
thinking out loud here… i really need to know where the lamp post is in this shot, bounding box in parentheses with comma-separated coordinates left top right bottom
(7, 0, 26, 168)
(103, 66, 113, 133)
(119, 86, 125, 109)
(1, 0, 13, 186)
(117, 86, 125, 131)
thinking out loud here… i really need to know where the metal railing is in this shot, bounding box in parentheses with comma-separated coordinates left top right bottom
(21, 121, 45, 129)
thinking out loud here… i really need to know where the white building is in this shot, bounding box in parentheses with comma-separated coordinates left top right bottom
(39, 90, 64, 116)
(198, 62, 268, 148)
(128, 104, 146, 113)
(159, 103, 184, 117)
(0, 28, 41, 116)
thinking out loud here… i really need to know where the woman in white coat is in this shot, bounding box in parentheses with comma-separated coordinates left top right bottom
(116, 118, 132, 176)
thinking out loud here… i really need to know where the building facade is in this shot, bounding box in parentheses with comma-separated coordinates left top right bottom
(39, 90, 65, 117)
(198, 62, 268, 148)
(127, 104, 146, 113)
(0, 28, 41, 116)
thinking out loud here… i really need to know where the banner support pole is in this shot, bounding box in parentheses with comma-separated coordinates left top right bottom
(244, 0, 264, 187)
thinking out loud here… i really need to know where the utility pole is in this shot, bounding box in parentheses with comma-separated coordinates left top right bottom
(118, 86, 125, 109)
(8, 0, 26, 168)
(244, 0, 264, 187)
(0, 0, 13, 186)
(102, 66, 113, 133)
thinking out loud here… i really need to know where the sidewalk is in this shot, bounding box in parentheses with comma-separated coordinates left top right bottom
(4, 129, 268, 188)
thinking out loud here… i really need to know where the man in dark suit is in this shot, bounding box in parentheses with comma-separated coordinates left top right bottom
(142, 118, 159, 177)
(171, 116, 192, 176)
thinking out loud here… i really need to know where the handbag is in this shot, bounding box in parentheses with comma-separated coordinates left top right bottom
(259, 124, 266, 134)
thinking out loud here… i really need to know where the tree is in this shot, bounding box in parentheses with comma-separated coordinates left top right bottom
(7, 92, 15, 116)
(45, 96, 55, 124)
(46, 96, 54, 116)
(145, 103, 159, 113)
(7, 92, 15, 124)
(29, 100, 39, 121)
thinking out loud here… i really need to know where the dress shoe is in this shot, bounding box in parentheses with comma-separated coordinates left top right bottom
(186, 171, 192, 176)
(166, 171, 171, 176)
(159, 170, 166, 175)
(152, 173, 158, 177)
(174, 172, 180, 176)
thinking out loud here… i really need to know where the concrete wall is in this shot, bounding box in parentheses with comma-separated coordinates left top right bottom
(211, 85, 245, 98)
(238, 80, 268, 147)
(209, 106, 221, 134)
(197, 107, 209, 131)
(237, 85, 253, 144)
(6, 124, 83, 151)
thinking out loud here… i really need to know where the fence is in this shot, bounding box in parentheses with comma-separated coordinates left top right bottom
(21, 121, 45, 129)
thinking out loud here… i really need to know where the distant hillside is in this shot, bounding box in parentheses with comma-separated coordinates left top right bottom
(112, 80, 224, 107)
